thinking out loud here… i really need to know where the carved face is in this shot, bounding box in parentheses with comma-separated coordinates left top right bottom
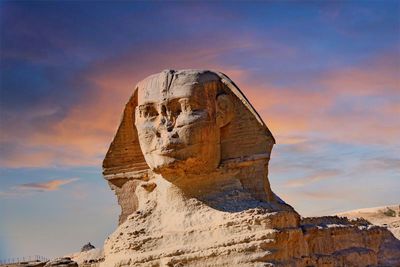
(135, 75, 224, 178)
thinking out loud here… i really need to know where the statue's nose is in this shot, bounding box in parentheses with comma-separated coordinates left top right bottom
(160, 116, 174, 132)
(166, 121, 174, 132)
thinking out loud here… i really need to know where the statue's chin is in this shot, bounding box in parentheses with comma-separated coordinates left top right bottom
(149, 155, 180, 172)
(146, 154, 185, 180)
(147, 153, 219, 183)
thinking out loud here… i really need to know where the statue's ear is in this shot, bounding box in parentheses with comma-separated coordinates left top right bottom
(216, 94, 234, 128)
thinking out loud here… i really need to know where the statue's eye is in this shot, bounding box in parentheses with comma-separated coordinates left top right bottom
(179, 98, 191, 113)
(171, 102, 181, 116)
(175, 107, 181, 116)
(140, 105, 158, 119)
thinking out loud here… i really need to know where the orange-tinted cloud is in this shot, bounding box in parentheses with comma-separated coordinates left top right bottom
(0, 38, 252, 168)
(0, 178, 79, 198)
(1, 40, 398, 168)
(239, 50, 400, 145)
(284, 169, 341, 187)
(17, 178, 78, 191)
(321, 52, 399, 96)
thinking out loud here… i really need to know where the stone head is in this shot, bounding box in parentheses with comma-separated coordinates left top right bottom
(134, 70, 234, 179)
(104, 69, 275, 199)
(103, 70, 277, 223)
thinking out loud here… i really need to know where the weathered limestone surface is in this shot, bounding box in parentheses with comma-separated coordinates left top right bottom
(44, 257, 78, 267)
(101, 70, 400, 266)
(66, 249, 104, 266)
(337, 205, 400, 240)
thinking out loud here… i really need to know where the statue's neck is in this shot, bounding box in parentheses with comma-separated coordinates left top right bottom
(142, 173, 276, 213)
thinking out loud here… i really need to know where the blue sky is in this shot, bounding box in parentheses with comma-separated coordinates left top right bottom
(0, 0, 399, 259)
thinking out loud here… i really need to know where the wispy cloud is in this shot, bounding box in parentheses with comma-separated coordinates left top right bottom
(298, 190, 344, 200)
(352, 156, 400, 174)
(0, 178, 79, 197)
(240, 50, 400, 146)
(17, 178, 79, 191)
(0, 34, 254, 168)
(284, 169, 341, 187)
(2, 48, 398, 168)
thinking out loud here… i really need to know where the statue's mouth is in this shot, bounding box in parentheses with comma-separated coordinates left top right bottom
(158, 148, 176, 156)
(158, 142, 184, 156)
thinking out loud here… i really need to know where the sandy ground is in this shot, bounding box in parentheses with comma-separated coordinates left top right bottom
(337, 204, 400, 239)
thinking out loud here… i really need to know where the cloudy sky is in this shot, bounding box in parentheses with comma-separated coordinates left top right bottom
(0, 0, 399, 259)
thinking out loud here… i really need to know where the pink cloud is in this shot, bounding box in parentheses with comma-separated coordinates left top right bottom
(1, 39, 398, 168)
(284, 169, 341, 188)
(17, 178, 79, 192)
(0, 38, 251, 168)
(0, 178, 79, 198)
(321, 52, 399, 96)
(238, 50, 400, 145)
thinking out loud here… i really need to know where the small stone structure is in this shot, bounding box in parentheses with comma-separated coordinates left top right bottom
(81, 243, 95, 253)
(102, 70, 400, 266)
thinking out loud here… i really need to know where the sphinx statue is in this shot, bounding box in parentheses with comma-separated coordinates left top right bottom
(101, 70, 399, 267)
